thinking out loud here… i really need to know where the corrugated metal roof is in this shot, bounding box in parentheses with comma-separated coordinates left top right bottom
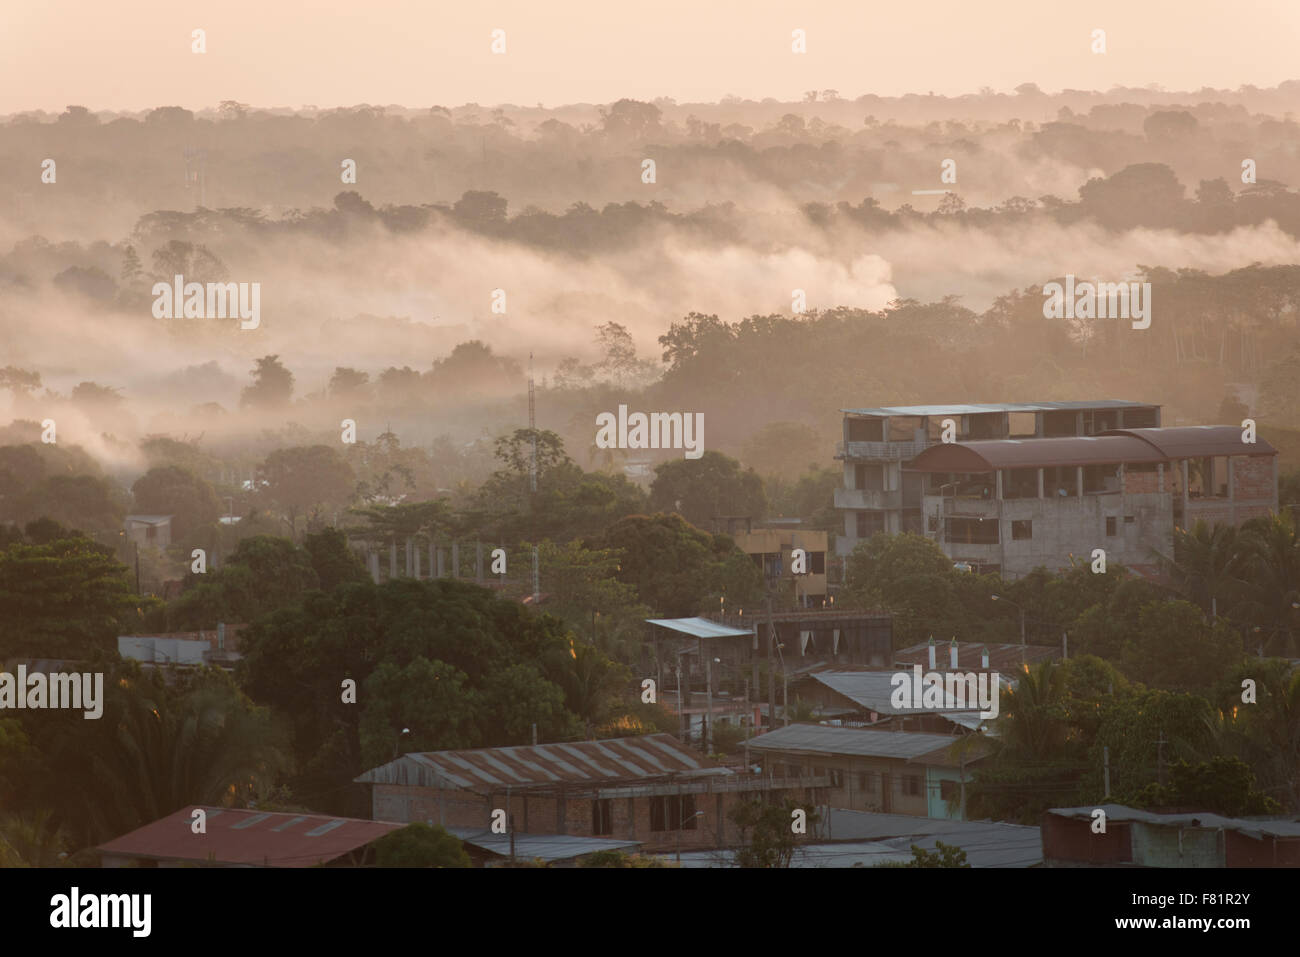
(1099, 426, 1277, 458)
(803, 670, 1008, 717)
(824, 809, 1043, 867)
(97, 806, 402, 867)
(905, 435, 1167, 472)
(1048, 804, 1300, 838)
(895, 640, 1059, 674)
(446, 828, 641, 861)
(646, 617, 755, 639)
(354, 734, 719, 791)
(746, 724, 966, 760)
(841, 400, 1151, 417)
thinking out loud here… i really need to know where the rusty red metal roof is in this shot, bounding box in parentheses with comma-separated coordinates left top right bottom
(904, 435, 1166, 472)
(355, 734, 719, 791)
(97, 806, 402, 867)
(1098, 426, 1276, 458)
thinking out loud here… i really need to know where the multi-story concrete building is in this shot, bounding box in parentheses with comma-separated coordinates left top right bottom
(903, 425, 1278, 578)
(834, 401, 1161, 557)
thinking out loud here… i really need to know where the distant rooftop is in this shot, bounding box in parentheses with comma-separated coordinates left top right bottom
(841, 400, 1154, 417)
(355, 734, 721, 791)
(98, 806, 401, 867)
(746, 723, 978, 763)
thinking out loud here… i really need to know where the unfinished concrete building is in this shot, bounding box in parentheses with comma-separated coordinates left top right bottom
(835, 401, 1161, 557)
(903, 425, 1278, 578)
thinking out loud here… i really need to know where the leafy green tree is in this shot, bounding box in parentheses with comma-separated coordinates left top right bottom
(649, 451, 766, 530)
(578, 850, 671, 868)
(239, 355, 294, 410)
(163, 534, 320, 629)
(16, 473, 123, 533)
(131, 465, 221, 542)
(370, 823, 470, 867)
(1120, 600, 1242, 694)
(256, 445, 355, 537)
(1128, 756, 1279, 816)
(844, 532, 961, 645)
(29, 665, 288, 849)
(730, 798, 819, 868)
(600, 513, 762, 617)
(302, 527, 369, 591)
(0, 535, 142, 658)
(905, 840, 970, 867)
(1152, 520, 1247, 620)
(238, 578, 605, 815)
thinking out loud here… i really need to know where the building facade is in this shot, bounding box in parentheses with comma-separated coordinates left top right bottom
(905, 426, 1278, 578)
(835, 401, 1161, 557)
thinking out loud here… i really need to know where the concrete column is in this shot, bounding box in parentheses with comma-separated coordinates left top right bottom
(369, 551, 380, 584)
(1158, 463, 1164, 492)
(1037, 468, 1044, 498)
(389, 542, 397, 579)
(995, 470, 1003, 499)
(451, 542, 460, 579)
(1075, 466, 1084, 496)
(413, 545, 420, 579)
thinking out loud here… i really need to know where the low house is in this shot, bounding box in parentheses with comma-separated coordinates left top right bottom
(445, 828, 641, 867)
(744, 724, 991, 820)
(1042, 804, 1300, 867)
(647, 612, 895, 739)
(123, 514, 173, 549)
(117, 624, 243, 672)
(98, 806, 403, 867)
(354, 733, 832, 853)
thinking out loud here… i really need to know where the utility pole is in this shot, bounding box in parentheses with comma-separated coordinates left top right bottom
(704, 643, 713, 753)
(527, 353, 537, 494)
(1156, 730, 1167, 787)
(531, 545, 540, 604)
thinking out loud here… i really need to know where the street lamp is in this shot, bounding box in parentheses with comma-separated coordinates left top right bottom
(676, 808, 706, 865)
(991, 594, 1027, 665)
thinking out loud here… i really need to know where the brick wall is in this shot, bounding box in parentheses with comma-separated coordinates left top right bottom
(1122, 468, 1161, 494)
(371, 782, 814, 852)
(1233, 455, 1275, 501)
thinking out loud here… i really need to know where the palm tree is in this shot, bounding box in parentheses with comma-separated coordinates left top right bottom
(998, 660, 1071, 762)
(0, 807, 68, 867)
(1236, 513, 1300, 656)
(1151, 520, 1248, 619)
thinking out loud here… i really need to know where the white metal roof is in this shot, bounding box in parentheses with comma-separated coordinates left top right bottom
(745, 724, 964, 760)
(646, 617, 754, 639)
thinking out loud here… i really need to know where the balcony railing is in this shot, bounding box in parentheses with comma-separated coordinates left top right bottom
(836, 440, 926, 461)
(834, 488, 903, 510)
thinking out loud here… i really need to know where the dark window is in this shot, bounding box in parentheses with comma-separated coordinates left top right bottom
(848, 418, 883, 442)
(904, 775, 922, 797)
(1124, 515, 1135, 525)
(856, 511, 885, 538)
(947, 517, 998, 545)
(1011, 520, 1032, 540)
(650, 795, 696, 831)
(809, 551, 825, 574)
(592, 799, 612, 836)
(1106, 516, 1117, 536)
(649, 796, 667, 831)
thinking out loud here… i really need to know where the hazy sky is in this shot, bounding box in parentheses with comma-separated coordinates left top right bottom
(3, 0, 1299, 113)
